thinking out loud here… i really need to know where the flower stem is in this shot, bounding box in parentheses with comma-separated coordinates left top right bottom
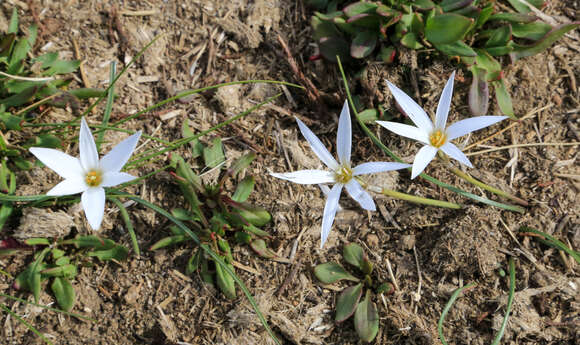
(449, 167, 528, 206)
(363, 183, 462, 209)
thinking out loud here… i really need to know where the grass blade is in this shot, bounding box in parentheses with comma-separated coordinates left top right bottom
(437, 282, 477, 345)
(519, 226, 580, 264)
(110, 198, 140, 256)
(96, 61, 117, 150)
(491, 257, 516, 345)
(0, 303, 54, 345)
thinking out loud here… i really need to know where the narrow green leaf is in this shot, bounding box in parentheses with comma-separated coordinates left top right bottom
(51, 277, 75, 311)
(485, 26, 512, 48)
(468, 66, 489, 116)
(509, 22, 580, 62)
(314, 262, 359, 284)
(0, 111, 23, 130)
(435, 41, 477, 57)
(507, 0, 545, 13)
(41, 264, 77, 278)
(215, 260, 236, 299)
(401, 32, 424, 49)
(354, 291, 379, 342)
(335, 283, 363, 322)
(8, 8, 18, 34)
(519, 227, 580, 264)
(488, 13, 537, 23)
(238, 204, 271, 227)
(440, 0, 474, 12)
(87, 244, 129, 261)
(228, 152, 256, 177)
(250, 239, 278, 259)
(358, 108, 378, 123)
(426, 13, 473, 45)
(438, 282, 477, 345)
(511, 22, 552, 40)
(149, 235, 189, 251)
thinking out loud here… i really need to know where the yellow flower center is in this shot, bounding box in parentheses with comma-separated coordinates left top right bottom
(85, 170, 102, 187)
(335, 166, 353, 184)
(429, 129, 447, 148)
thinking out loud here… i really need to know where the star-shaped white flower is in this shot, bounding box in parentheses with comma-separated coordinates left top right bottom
(377, 71, 508, 179)
(29, 118, 141, 230)
(271, 101, 410, 248)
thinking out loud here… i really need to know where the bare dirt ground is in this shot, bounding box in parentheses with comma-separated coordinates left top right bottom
(0, 0, 578, 344)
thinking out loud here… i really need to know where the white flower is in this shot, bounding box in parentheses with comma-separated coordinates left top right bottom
(377, 71, 508, 179)
(29, 118, 141, 230)
(271, 101, 410, 248)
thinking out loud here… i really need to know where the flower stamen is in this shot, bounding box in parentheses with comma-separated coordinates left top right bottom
(429, 129, 447, 148)
(335, 166, 353, 184)
(85, 170, 102, 187)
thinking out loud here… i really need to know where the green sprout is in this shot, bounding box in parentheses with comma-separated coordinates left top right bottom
(314, 243, 393, 342)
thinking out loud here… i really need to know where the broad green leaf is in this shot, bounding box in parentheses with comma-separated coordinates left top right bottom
(8, 38, 30, 71)
(34, 134, 61, 148)
(425, 13, 473, 45)
(468, 66, 489, 116)
(343, 2, 378, 17)
(203, 137, 225, 168)
(485, 45, 514, 56)
(378, 46, 396, 63)
(314, 11, 343, 22)
(319, 36, 350, 62)
(0, 34, 16, 57)
(51, 277, 75, 311)
(488, 13, 537, 23)
(311, 15, 341, 41)
(314, 262, 359, 284)
(0, 86, 37, 107)
(232, 176, 254, 202)
(239, 205, 271, 227)
(335, 283, 363, 322)
(228, 152, 256, 177)
(215, 260, 236, 299)
(435, 41, 477, 57)
(507, 0, 545, 13)
(358, 108, 378, 123)
(0, 112, 22, 130)
(43, 58, 81, 76)
(401, 32, 423, 49)
(413, 0, 435, 10)
(343, 243, 364, 269)
(485, 26, 512, 48)
(475, 49, 501, 74)
(511, 22, 552, 40)
(186, 248, 201, 275)
(474, 4, 494, 30)
(492, 79, 515, 118)
(181, 119, 203, 158)
(354, 291, 379, 342)
(347, 14, 380, 29)
(350, 31, 377, 59)
(87, 244, 129, 261)
(234, 231, 252, 244)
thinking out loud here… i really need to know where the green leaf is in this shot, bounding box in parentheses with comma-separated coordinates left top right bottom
(485, 26, 512, 48)
(87, 244, 129, 261)
(358, 108, 378, 123)
(0, 111, 22, 130)
(27, 24, 38, 48)
(250, 239, 278, 259)
(203, 137, 225, 168)
(8, 39, 30, 72)
(440, 0, 474, 12)
(242, 223, 270, 238)
(181, 119, 203, 158)
(350, 31, 377, 59)
(488, 13, 537, 23)
(335, 283, 363, 322)
(413, 0, 435, 10)
(171, 208, 194, 221)
(319, 36, 350, 62)
(507, 0, 545, 13)
(149, 235, 189, 250)
(31, 271, 41, 303)
(0, 86, 37, 107)
(34, 134, 61, 148)
(186, 248, 201, 275)
(377, 46, 396, 63)
(474, 4, 494, 30)
(8, 8, 18, 34)
(343, 243, 364, 269)
(354, 291, 379, 342)
(228, 152, 256, 177)
(468, 66, 489, 116)
(475, 49, 501, 75)
(0, 33, 16, 57)
(238, 205, 271, 227)
(347, 14, 380, 29)
(519, 226, 580, 264)
(426, 13, 473, 45)
(51, 277, 75, 311)
(215, 260, 236, 299)
(435, 41, 477, 57)
(343, 2, 378, 17)
(400, 32, 423, 49)
(41, 264, 77, 278)
(0, 203, 13, 230)
(314, 262, 359, 284)
(492, 79, 515, 118)
(511, 22, 552, 40)
(232, 176, 254, 202)
(311, 15, 341, 41)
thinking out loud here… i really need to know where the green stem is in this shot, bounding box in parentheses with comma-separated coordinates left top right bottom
(450, 167, 528, 206)
(110, 198, 140, 256)
(380, 187, 462, 209)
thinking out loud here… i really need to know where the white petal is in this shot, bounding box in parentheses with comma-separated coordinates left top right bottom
(345, 180, 375, 211)
(336, 100, 351, 166)
(79, 118, 99, 171)
(411, 145, 438, 179)
(99, 131, 142, 173)
(29, 147, 83, 179)
(46, 177, 87, 196)
(271, 170, 335, 185)
(295, 118, 339, 170)
(440, 142, 473, 168)
(376, 121, 429, 144)
(353, 162, 411, 176)
(101, 172, 137, 187)
(81, 187, 105, 230)
(435, 71, 455, 129)
(446, 116, 508, 140)
(386, 80, 433, 132)
(320, 183, 342, 248)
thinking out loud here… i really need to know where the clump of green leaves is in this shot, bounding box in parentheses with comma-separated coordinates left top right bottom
(151, 129, 274, 299)
(314, 243, 392, 342)
(309, 0, 579, 117)
(10, 235, 128, 311)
